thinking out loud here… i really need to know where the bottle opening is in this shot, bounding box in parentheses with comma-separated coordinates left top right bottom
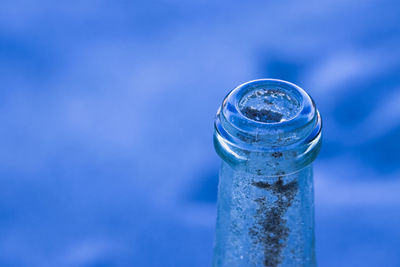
(214, 79, 322, 174)
(238, 88, 301, 123)
(214, 79, 322, 173)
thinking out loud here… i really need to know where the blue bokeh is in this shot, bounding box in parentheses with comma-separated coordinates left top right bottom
(1, 1, 400, 266)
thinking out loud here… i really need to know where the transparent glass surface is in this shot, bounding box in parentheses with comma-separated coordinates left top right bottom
(213, 79, 322, 267)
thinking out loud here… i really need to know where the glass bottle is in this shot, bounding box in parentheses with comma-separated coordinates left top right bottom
(213, 79, 322, 267)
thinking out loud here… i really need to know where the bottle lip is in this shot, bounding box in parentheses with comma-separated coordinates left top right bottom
(214, 79, 322, 173)
(216, 79, 320, 149)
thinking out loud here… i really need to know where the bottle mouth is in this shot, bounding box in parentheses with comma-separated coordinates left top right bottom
(238, 83, 302, 123)
(217, 79, 319, 147)
(214, 79, 322, 173)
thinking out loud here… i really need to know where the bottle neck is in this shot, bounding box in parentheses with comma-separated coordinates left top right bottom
(213, 162, 316, 266)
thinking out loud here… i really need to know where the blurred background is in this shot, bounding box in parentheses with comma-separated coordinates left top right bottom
(1, 0, 400, 266)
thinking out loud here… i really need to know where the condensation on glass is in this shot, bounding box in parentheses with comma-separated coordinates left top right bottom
(213, 79, 322, 267)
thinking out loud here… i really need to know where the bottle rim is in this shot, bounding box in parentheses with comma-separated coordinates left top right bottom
(214, 79, 322, 173)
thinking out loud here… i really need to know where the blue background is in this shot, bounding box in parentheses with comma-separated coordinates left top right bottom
(1, 1, 400, 266)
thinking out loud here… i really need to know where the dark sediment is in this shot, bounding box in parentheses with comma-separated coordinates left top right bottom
(250, 177, 298, 267)
(241, 106, 283, 123)
(271, 152, 283, 158)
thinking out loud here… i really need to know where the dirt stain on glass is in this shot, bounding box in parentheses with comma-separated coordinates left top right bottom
(250, 177, 298, 267)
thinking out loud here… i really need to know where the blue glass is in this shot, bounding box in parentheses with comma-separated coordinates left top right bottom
(213, 79, 322, 267)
